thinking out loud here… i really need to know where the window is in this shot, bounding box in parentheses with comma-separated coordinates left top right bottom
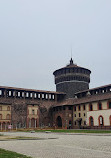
(68, 106, 72, 110)
(75, 121, 76, 125)
(38, 94, 40, 99)
(46, 94, 48, 99)
(79, 113, 81, 117)
(52, 95, 55, 100)
(0, 106, 2, 111)
(26, 92, 29, 97)
(42, 94, 44, 99)
(34, 93, 37, 98)
(84, 113, 85, 117)
(89, 104, 93, 111)
(7, 106, 10, 111)
(30, 93, 33, 98)
(108, 102, 111, 109)
(75, 114, 76, 117)
(49, 94, 52, 99)
(98, 103, 102, 110)
(32, 109, 35, 115)
(83, 105, 86, 110)
(9, 91, 11, 96)
(78, 105, 81, 111)
(6, 114, 10, 120)
(63, 106, 66, 110)
(74, 106, 76, 111)
(18, 92, 20, 97)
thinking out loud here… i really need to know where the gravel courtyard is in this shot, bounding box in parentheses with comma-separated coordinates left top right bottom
(0, 132, 111, 158)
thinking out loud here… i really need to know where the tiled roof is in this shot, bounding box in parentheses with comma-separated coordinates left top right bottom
(75, 84, 111, 94)
(0, 86, 65, 95)
(53, 92, 111, 107)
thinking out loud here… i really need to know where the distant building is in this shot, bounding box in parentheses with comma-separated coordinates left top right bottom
(0, 59, 111, 130)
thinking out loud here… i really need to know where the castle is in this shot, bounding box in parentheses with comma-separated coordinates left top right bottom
(0, 58, 111, 130)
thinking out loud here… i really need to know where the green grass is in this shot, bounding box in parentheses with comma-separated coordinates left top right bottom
(33, 129, 111, 133)
(0, 148, 32, 158)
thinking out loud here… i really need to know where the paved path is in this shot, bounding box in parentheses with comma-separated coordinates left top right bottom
(0, 132, 111, 158)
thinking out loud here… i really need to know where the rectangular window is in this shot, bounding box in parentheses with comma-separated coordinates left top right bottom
(9, 91, 11, 96)
(74, 106, 76, 111)
(83, 105, 86, 110)
(18, 92, 20, 97)
(98, 103, 102, 110)
(89, 104, 93, 111)
(63, 106, 66, 110)
(68, 106, 72, 110)
(34, 93, 37, 98)
(46, 94, 48, 99)
(38, 94, 40, 99)
(78, 105, 81, 111)
(0, 106, 2, 111)
(109, 102, 111, 109)
(30, 93, 33, 98)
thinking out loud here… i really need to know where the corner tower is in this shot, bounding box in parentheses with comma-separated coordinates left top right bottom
(53, 58, 91, 99)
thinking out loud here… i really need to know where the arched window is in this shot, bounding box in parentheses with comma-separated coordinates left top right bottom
(89, 116, 94, 126)
(6, 114, 10, 120)
(98, 102, 102, 110)
(7, 106, 10, 111)
(0, 114, 2, 120)
(98, 115, 104, 126)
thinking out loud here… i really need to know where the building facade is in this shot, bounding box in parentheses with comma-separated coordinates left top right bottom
(0, 59, 111, 130)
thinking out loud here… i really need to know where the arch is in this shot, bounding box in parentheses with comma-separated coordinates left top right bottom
(109, 115, 111, 126)
(56, 116, 62, 128)
(98, 115, 104, 126)
(89, 116, 94, 126)
(6, 114, 11, 120)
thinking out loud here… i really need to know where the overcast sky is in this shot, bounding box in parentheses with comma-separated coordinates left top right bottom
(0, 0, 111, 91)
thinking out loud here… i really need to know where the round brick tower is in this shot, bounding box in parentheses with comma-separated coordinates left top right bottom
(53, 58, 91, 99)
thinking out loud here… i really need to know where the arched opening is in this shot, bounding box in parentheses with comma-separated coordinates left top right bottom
(89, 116, 94, 126)
(98, 115, 104, 126)
(6, 114, 10, 120)
(56, 116, 62, 127)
